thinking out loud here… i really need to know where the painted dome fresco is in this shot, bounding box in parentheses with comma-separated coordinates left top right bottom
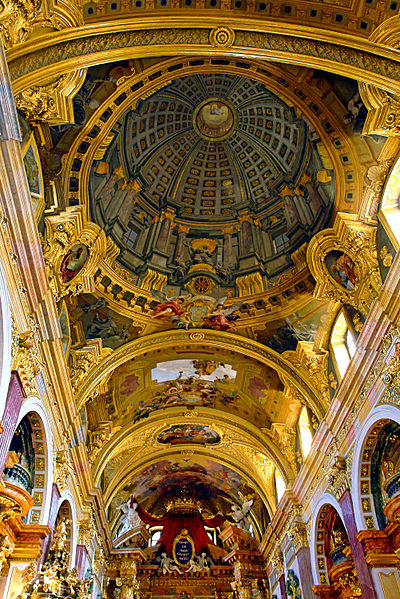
(90, 73, 335, 281)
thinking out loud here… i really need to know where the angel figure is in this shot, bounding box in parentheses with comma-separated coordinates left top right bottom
(231, 498, 254, 532)
(202, 297, 242, 332)
(160, 552, 182, 575)
(116, 498, 141, 535)
(151, 290, 192, 329)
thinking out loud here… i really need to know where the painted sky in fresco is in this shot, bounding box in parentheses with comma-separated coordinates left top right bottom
(151, 359, 237, 382)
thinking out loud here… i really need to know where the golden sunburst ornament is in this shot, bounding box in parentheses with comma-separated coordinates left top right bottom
(209, 26, 235, 48)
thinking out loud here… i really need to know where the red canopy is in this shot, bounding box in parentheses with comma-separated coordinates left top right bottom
(136, 501, 226, 555)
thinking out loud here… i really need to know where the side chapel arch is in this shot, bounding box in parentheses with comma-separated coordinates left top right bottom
(352, 405, 400, 532)
(7, 399, 54, 526)
(53, 494, 78, 568)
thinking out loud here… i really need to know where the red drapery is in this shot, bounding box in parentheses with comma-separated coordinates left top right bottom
(136, 502, 226, 555)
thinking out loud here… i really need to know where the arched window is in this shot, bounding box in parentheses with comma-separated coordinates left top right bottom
(381, 155, 400, 250)
(330, 310, 357, 379)
(275, 468, 286, 503)
(298, 406, 313, 459)
(149, 526, 163, 546)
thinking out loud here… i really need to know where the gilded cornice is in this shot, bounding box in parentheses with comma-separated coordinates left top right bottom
(8, 24, 400, 95)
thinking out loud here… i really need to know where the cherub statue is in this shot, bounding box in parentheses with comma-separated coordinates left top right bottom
(231, 499, 254, 532)
(197, 552, 211, 571)
(187, 556, 202, 573)
(160, 552, 182, 575)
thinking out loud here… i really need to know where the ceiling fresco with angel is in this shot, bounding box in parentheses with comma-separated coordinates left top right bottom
(94, 350, 287, 430)
(108, 457, 266, 522)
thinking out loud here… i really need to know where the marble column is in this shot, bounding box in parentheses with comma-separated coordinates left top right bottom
(279, 573, 287, 599)
(75, 544, 90, 578)
(0, 372, 25, 478)
(296, 546, 315, 599)
(39, 482, 61, 565)
(339, 489, 377, 599)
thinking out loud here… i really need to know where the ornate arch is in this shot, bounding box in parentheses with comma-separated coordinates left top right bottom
(12, 399, 54, 526)
(77, 330, 327, 419)
(351, 405, 400, 532)
(54, 493, 78, 568)
(310, 494, 347, 587)
(104, 446, 275, 523)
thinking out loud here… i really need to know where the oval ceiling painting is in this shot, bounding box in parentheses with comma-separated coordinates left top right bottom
(325, 250, 357, 291)
(157, 424, 221, 445)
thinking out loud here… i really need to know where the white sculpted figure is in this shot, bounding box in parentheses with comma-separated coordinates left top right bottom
(116, 498, 141, 536)
(231, 499, 254, 532)
(160, 552, 182, 575)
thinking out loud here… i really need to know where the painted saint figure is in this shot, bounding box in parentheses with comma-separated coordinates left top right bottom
(60, 244, 88, 283)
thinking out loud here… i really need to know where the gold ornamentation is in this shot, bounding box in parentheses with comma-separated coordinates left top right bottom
(287, 505, 308, 553)
(54, 448, 73, 493)
(16, 68, 87, 125)
(0, 495, 23, 521)
(69, 340, 111, 393)
(78, 517, 98, 546)
(326, 455, 349, 500)
(381, 340, 400, 391)
(189, 331, 205, 341)
(334, 571, 362, 597)
(380, 246, 393, 267)
(209, 26, 235, 48)
(0, 534, 15, 570)
(329, 371, 338, 390)
(0, 0, 40, 48)
(360, 84, 400, 136)
(307, 214, 382, 316)
(364, 158, 394, 214)
(87, 423, 113, 465)
(43, 207, 117, 301)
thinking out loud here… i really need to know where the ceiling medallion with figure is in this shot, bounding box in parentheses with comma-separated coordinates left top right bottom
(193, 98, 236, 141)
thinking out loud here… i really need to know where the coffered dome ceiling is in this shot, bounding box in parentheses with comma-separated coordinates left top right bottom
(90, 72, 335, 281)
(120, 74, 311, 217)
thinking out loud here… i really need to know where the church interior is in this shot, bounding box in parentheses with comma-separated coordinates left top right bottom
(0, 2, 400, 598)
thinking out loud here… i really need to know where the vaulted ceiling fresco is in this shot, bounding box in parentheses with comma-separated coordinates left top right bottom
(33, 54, 384, 544)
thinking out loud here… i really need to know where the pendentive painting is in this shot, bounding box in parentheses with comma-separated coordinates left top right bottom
(325, 250, 356, 290)
(60, 244, 89, 283)
(157, 424, 221, 445)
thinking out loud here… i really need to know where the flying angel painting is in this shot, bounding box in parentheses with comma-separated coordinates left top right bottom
(150, 290, 192, 329)
(202, 297, 242, 331)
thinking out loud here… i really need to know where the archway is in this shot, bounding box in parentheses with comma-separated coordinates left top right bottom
(312, 499, 361, 598)
(3, 405, 53, 526)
